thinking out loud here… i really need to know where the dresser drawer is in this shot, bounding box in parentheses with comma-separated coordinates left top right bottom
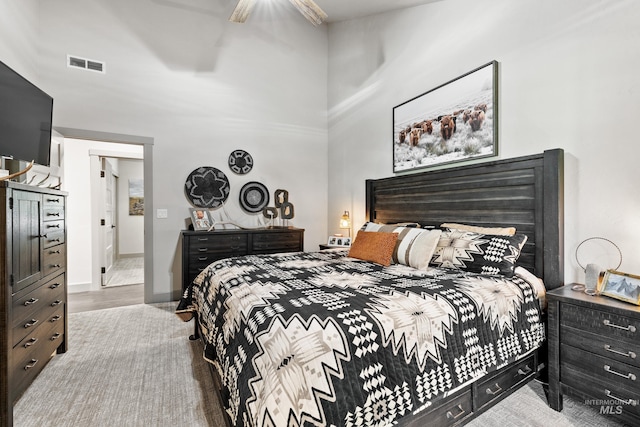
(562, 326, 640, 368)
(11, 314, 65, 402)
(43, 200, 65, 221)
(476, 354, 536, 409)
(561, 344, 639, 393)
(44, 244, 66, 276)
(11, 307, 65, 374)
(12, 297, 65, 347)
(561, 304, 639, 346)
(188, 234, 247, 253)
(252, 232, 301, 253)
(12, 274, 65, 328)
(43, 228, 65, 249)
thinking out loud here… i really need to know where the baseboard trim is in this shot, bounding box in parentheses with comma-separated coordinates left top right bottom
(68, 282, 92, 293)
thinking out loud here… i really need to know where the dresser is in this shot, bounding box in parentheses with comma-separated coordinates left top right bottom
(181, 227, 304, 291)
(0, 182, 67, 427)
(548, 285, 640, 425)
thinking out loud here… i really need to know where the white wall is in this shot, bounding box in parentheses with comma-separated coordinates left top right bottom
(327, 0, 640, 285)
(0, 0, 40, 84)
(28, 0, 328, 301)
(117, 159, 144, 256)
(62, 138, 143, 292)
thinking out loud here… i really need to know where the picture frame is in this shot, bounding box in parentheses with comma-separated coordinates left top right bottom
(327, 236, 352, 247)
(393, 60, 498, 173)
(598, 269, 640, 306)
(190, 208, 213, 231)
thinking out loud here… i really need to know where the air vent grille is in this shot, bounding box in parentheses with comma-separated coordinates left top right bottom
(67, 55, 106, 74)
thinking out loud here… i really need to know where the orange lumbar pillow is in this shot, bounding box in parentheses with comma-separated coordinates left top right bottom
(348, 230, 398, 266)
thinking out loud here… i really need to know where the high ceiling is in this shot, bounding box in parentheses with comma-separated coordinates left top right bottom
(317, 0, 442, 23)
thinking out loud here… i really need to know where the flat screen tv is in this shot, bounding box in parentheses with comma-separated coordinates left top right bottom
(0, 60, 53, 167)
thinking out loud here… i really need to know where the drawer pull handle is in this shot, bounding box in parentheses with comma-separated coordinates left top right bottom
(50, 315, 62, 322)
(197, 238, 209, 242)
(50, 264, 62, 268)
(51, 333, 61, 341)
(446, 404, 466, 420)
(486, 383, 502, 396)
(198, 248, 208, 252)
(231, 246, 241, 250)
(198, 257, 208, 261)
(605, 389, 637, 406)
(517, 365, 533, 377)
(50, 283, 61, 289)
(50, 250, 61, 254)
(51, 300, 63, 306)
(24, 359, 39, 370)
(604, 365, 637, 381)
(24, 298, 39, 306)
(46, 198, 61, 203)
(24, 319, 39, 328)
(47, 212, 60, 217)
(47, 224, 61, 228)
(49, 238, 61, 243)
(603, 319, 636, 333)
(24, 338, 38, 348)
(604, 344, 637, 359)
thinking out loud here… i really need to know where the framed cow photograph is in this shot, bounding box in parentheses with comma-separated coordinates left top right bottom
(393, 61, 498, 172)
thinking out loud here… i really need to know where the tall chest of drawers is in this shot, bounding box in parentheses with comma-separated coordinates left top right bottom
(181, 227, 304, 291)
(548, 285, 640, 425)
(1, 182, 68, 427)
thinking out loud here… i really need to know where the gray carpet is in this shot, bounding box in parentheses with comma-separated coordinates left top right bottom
(14, 303, 626, 426)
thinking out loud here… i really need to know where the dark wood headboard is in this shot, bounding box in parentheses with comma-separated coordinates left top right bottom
(366, 149, 564, 290)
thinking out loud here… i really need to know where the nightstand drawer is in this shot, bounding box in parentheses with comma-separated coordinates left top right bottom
(562, 327, 640, 368)
(561, 344, 639, 393)
(476, 354, 536, 409)
(561, 303, 639, 345)
(562, 365, 640, 418)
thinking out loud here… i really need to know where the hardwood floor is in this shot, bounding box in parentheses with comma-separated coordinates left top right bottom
(68, 283, 144, 313)
(68, 257, 145, 313)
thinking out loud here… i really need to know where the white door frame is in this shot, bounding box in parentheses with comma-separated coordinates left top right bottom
(89, 149, 143, 291)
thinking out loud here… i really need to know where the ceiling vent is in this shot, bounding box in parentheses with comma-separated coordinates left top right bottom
(67, 55, 106, 74)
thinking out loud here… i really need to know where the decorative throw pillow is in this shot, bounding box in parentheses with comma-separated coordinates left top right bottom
(440, 223, 516, 236)
(430, 230, 528, 276)
(362, 222, 441, 270)
(348, 231, 398, 266)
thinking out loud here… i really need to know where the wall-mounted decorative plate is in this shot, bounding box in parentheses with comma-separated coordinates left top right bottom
(228, 150, 253, 175)
(239, 181, 269, 213)
(184, 166, 230, 209)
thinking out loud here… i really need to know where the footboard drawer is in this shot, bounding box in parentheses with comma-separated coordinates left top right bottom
(475, 354, 536, 409)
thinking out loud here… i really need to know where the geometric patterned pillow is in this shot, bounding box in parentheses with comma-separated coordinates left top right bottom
(430, 230, 528, 276)
(362, 222, 442, 270)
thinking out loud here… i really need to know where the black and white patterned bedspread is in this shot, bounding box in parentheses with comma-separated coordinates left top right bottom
(176, 250, 545, 427)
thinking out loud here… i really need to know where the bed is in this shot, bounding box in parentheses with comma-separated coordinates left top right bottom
(177, 149, 564, 427)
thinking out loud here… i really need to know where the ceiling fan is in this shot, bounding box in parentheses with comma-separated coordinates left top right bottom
(229, 0, 328, 26)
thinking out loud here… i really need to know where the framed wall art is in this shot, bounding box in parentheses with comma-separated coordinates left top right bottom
(393, 60, 498, 172)
(598, 270, 640, 306)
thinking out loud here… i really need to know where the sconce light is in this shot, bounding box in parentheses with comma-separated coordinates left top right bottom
(339, 211, 351, 237)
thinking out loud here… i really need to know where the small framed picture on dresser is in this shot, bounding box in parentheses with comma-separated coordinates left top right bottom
(327, 236, 352, 247)
(190, 208, 213, 231)
(598, 270, 640, 305)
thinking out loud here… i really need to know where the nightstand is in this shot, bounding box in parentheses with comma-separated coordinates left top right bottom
(548, 285, 640, 425)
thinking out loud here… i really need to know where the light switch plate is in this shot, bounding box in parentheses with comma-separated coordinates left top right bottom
(156, 209, 168, 219)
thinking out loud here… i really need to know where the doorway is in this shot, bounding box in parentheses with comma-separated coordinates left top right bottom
(55, 127, 154, 310)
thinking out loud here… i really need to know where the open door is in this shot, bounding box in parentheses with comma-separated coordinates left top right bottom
(100, 157, 118, 286)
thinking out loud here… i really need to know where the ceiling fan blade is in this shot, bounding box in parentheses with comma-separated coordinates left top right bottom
(288, 0, 328, 26)
(229, 0, 257, 23)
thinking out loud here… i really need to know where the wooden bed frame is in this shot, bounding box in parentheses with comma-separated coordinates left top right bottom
(365, 148, 564, 425)
(198, 148, 564, 427)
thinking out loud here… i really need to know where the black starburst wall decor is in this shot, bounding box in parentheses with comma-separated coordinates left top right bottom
(184, 166, 230, 209)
